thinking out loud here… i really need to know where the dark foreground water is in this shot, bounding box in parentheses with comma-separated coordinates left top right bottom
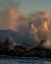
(0, 57, 51, 64)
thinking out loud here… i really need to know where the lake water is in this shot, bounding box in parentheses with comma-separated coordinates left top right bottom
(0, 57, 51, 64)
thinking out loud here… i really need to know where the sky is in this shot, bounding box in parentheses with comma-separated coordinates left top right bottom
(0, 0, 51, 16)
(14, 0, 51, 15)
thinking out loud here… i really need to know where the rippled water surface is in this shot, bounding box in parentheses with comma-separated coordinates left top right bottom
(0, 57, 51, 64)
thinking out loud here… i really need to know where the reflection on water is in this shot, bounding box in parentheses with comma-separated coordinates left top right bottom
(0, 58, 51, 64)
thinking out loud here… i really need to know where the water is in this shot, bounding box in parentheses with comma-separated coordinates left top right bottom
(0, 57, 51, 64)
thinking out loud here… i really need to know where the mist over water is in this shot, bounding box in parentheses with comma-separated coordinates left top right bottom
(0, 0, 51, 49)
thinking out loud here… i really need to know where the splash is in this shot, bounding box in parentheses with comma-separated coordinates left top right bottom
(0, 0, 51, 48)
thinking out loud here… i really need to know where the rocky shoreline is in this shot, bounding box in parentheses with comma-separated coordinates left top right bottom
(0, 37, 51, 58)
